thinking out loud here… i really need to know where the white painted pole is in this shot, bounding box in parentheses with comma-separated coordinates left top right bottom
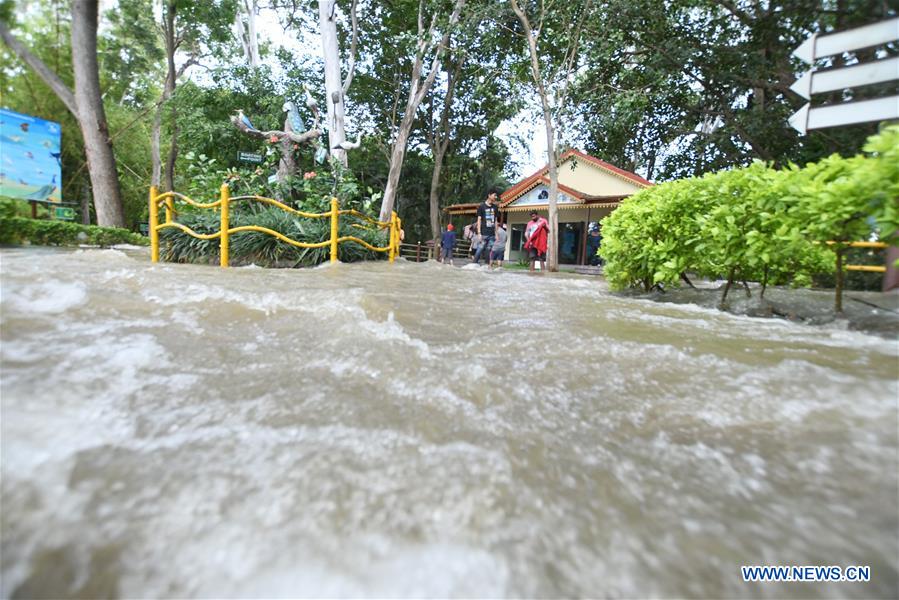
(318, 0, 347, 167)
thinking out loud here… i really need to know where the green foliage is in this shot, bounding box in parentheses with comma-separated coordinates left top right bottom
(0, 216, 149, 247)
(158, 205, 388, 267)
(0, 197, 48, 219)
(0, 2, 156, 229)
(178, 150, 379, 217)
(600, 126, 899, 297)
(573, 0, 893, 180)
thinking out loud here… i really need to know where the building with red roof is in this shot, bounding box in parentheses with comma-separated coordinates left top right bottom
(445, 150, 652, 265)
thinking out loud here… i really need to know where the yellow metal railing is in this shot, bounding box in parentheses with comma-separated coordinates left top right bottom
(149, 184, 401, 267)
(826, 240, 889, 273)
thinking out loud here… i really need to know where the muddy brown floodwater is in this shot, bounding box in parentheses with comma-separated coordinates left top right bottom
(1, 247, 897, 598)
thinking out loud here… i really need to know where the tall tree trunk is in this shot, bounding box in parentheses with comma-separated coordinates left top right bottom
(1, 2, 124, 227)
(427, 58, 458, 241)
(165, 111, 178, 193)
(512, 0, 559, 271)
(152, 2, 178, 190)
(319, 0, 347, 166)
(234, 1, 260, 68)
(244, 0, 260, 67)
(428, 144, 446, 240)
(381, 122, 413, 222)
(378, 0, 465, 223)
(71, 0, 124, 227)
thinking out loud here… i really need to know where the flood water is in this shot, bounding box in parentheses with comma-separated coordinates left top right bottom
(1, 247, 897, 599)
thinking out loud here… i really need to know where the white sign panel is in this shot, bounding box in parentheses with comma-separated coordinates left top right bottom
(793, 17, 899, 63)
(789, 95, 899, 135)
(789, 17, 899, 134)
(790, 57, 899, 100)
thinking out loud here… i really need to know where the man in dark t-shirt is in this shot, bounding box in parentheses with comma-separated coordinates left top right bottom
(472, 190, 499, 264)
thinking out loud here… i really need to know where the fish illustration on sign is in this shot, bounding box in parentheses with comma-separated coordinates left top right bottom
(25, 175, 57, 201)
(1, 108, 62, 202)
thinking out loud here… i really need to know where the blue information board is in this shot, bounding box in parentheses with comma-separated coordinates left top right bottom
(0, 108, 62, 203)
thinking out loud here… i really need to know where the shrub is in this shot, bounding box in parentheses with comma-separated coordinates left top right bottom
(0, 216, 149, 247)
(599, 125, 898, 311)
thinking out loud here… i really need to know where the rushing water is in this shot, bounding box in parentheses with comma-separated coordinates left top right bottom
(1, 247, 897, 599)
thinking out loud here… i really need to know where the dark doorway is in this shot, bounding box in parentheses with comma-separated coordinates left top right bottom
(558, 222, 583, 264)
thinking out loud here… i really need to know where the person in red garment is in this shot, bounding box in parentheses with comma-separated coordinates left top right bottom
(523, 210, 549, 272)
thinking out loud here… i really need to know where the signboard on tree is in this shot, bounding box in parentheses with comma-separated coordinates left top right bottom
(0, 108, 62, 203)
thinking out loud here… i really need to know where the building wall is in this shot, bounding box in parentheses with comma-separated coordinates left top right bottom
(557, 158, 645, 197)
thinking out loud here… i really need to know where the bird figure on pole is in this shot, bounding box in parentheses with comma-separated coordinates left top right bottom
(282, 101, 305, 134)
(233, 109, 259, 132)
(314, 142, 328, 164)
(332, 134, 362, 151)
(302, 84, 319, 112)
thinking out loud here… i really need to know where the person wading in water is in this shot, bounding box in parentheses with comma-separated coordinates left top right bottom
(523, 210, 549, 272)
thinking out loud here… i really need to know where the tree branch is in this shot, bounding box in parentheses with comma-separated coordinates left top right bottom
(0, 21, 77, 115)
(230, 115, 322, 145)
(342, 0, 359, 94)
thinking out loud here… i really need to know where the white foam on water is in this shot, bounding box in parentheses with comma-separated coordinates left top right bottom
(2, 248, 897, 599)
(1, 280, 88, 314)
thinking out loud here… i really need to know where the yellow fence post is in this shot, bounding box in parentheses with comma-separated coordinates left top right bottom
(388, 213, 396, 263)
(330, 197, 339, 263)
(220, 184, 230, 268)
(165, 192, 174, 224)
(149, 186, 159, 262)
(390, 211, 400, 262)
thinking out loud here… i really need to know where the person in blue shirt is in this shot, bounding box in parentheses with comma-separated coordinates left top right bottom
(440, 224, 457, 265)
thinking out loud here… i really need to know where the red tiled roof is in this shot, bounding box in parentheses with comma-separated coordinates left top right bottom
(499, 150, 651, 208)
(565, 149, 653, 187)
(443, 203, 479, 214)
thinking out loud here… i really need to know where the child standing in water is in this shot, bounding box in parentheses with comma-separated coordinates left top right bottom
(440, 224, 456, 265)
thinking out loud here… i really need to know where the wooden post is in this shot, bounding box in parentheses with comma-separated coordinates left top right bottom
(220, 184, 230, 268)
(416, 242, 421, 262)
(884, 239, 898, 292)
(835, 248, 844, 313)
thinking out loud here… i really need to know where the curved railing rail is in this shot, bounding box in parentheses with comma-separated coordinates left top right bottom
(149, 184, 400, 267)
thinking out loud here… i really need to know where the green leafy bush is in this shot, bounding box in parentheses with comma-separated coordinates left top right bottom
(0, 217, 149, 247)
(600, 125, 898, 310)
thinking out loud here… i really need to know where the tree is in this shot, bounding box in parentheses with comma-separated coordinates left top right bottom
(570, 0, 895, 181)
(317, 0, 360, 167)
(151, 0, 236, 192)
(377, 0, 466, 223)
(509, 0, 592, 271)
(424, 55, 460, 241)
(234, 0, 261, 68)
(1, 0, 125, 227)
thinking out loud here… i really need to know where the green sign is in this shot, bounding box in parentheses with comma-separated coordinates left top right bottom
(53, 206, 75, 221)
(139, 222, 149, 235)
(238, 151, 263, 163)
